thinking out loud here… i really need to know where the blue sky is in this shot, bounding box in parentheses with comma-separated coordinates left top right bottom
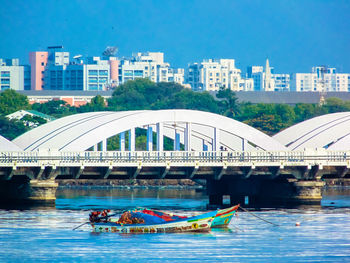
(0, 0, 349, 73)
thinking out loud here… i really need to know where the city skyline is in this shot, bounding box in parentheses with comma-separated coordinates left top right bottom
(0, 0, 349, 73)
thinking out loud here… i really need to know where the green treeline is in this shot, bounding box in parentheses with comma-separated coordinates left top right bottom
(1, 78, 350, 141)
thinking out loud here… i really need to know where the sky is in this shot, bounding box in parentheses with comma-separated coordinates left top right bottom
(0, 0, 349, 74)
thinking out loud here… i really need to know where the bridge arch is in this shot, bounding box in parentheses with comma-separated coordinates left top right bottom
(14, 109, 287, 151)
(273, 112, 350, 150)
(0, 135, 22, 151)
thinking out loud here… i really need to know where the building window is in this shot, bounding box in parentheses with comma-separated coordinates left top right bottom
(41, 62, 45, 66)
(1, 86, 10, 90)
(0, 71, 10, 77)
(124, 70, 133, 76)
(99, 70, 108, 76)
(88, 84, 98, 90)
(134, 70, 143, 77)
(89, 77, 98, 83)
(1, 78, 10, 84)
(88, 70, 98, 76)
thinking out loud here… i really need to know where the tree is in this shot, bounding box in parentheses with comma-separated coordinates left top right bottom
(293, 103, 317, 123)
(32, 100, 74, 118)
(162, 89, 220, 113)
(216, 89, 240, 117)
(237, 103, 295, 134)
(0, 89, 30, 116)
(244, 114, 285, 135)
(78, 95, 106, 112)
(21, 114, 47, 127)
(107, 78, 220, 112)
(0, 116, 29, 140)
(323, 97, 350, 113)
(108, 79, 152, 110)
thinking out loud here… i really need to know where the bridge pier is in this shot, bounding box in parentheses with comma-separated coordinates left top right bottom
(0, 178, 58, 204)
(207, 178, 325, 208)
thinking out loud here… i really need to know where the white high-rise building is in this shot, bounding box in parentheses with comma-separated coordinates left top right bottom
(247, 59, 290, 91)
(247, 59, 278, 91)
(0, 58, 30, 91)
(264, 59, 274, 91)
(291, 66, 350, 92)
(186, 59, 251, 91)
(272, 74, 290, 91)
(119, 52, 184, 85)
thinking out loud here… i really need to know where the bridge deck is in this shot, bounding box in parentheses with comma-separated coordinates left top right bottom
(1, 150, 349, 180)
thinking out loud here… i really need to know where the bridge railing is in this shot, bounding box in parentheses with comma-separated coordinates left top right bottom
(0, 150, 349, 165)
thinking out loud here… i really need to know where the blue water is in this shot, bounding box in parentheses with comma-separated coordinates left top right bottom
(1, 187, 350, 262)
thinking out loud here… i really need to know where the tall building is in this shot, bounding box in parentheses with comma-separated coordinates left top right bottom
(119, 52, 184, 85)
(272, 74, 290, 91)
(186, 59, 252, 91)
(247, 66, 264, 91)
(291, 66, 350, 92)
(29, 48, 183, 91)
(247, 59, 290, 91)
(0, 58, 30, 91)
(264, 59, 274, 91)
(169, 68, 185, 85)
(44, 55, 113, 91)
(29, 51, 48, 90)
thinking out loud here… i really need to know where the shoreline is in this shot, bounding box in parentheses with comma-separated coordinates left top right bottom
(56, 178, 350, 190)
(57, 179, 204, 190)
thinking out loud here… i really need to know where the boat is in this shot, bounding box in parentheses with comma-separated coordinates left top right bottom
(127, 204, 240, 229)
(89, 209, 217, 233)
(211, 204, 240, 228)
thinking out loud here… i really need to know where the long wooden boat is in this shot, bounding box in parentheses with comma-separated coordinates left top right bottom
(129, 204, 240, 229)
(90, 210, 217, 233)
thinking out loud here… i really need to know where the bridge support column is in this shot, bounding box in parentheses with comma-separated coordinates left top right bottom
(209, 194, 223, 207)
(174, 130, 180, 151)
(207, 179, 226, 208)
(156, 123, 164, 151)
(242, 138, 247, 151)
(213, 128, 220, 151)
(120, 132, 125, 151)
(129, 128, 135, 151)
(207, 178, 325, 208)
(0, 178, 58, 205)
(184, 122, 192, 151)
(147, 126, 153, 151)
(259, 179, 325, 205)
(102, 139, 107, 151)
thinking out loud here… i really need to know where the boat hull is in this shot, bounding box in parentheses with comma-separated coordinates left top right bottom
(211, 204, 239, 228)
(91, 210, 217, 233)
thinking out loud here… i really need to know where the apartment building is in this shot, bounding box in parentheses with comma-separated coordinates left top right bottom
(247, 60, 290, 91)
(0, 58, 30, 91)
(291, 67, 350, 92)
(43, 52, 117, 91)
(119, 52, 184, 85)
(186, 59, 253, 92)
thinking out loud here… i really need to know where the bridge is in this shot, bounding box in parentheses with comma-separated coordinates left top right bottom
(1, 110, 350, 207)
(0, 149, 349, 206)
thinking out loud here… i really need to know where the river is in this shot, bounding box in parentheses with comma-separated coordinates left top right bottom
(0, 187, 349, 262)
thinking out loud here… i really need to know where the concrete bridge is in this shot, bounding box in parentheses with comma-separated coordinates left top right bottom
(0, 149, 349, 206)
(2, 109, 350, 207)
